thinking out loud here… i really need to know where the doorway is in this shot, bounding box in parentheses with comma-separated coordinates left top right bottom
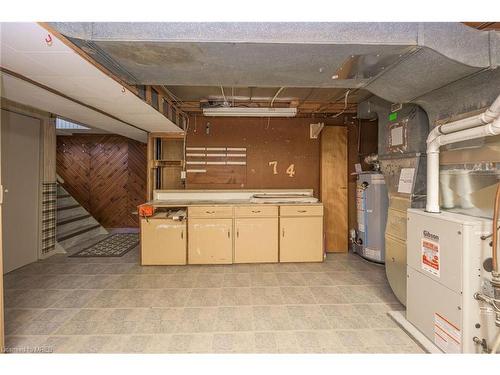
(1, 109, 41, 273)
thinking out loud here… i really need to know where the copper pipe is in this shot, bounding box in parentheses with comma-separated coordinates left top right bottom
(493, 182, 500, 274)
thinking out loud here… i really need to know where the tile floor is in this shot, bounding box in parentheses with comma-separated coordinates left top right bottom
(3, 248, 424, 353)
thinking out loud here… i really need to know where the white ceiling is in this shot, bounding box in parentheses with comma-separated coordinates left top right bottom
(0, 22, 182, 141)
(1, 73, 148, 142)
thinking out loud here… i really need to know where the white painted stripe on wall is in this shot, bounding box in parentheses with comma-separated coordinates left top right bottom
(186, 169, 207, 173)
(206, 161, 226, 165)
(226, 154, 247, 157)
(186, 153, 206, 157)
(227, 148, 246, 151)
(186, 147, 206, 151)
(205, 153, 227, 157)
(186, 161, 206, 165)
(206, 147, 226, 151)
(226, 161, 247, 165)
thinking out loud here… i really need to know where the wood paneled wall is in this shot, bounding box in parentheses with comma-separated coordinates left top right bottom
(186, 116, 322, 196)
(57, 135, 147, 228)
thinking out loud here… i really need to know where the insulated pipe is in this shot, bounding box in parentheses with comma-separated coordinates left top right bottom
(426, 94, 500, 213)
(426, 116, 500, 212)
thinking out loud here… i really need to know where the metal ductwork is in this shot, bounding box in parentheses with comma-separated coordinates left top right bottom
(48, 22, 500, 116)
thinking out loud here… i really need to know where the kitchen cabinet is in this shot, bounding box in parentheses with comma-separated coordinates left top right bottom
(141, 215, 186, 265)
(234, 205, 278, 263)
(279, 205, 324, 262)
(234, 219, 278, 263)
(188, 218, 233, 264)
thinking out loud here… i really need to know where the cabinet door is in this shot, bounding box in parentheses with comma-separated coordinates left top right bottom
(141, 219, 186, 265)
(280, 217, 323, 262)
(234, 218, 278, 263)
(188, 218, 233, 264)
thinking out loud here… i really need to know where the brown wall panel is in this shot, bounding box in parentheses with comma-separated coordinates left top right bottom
(186, 116, 321, 195)
(57, 135, 147, 228)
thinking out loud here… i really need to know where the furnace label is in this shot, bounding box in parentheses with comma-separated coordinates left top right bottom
(434, 313, 461, 354)
(421, 238, 440, 277)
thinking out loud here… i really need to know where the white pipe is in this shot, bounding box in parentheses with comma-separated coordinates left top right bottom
(426, 111, 500, 213)
(427, 94, 500, 149)
(426, 94, 500, 213)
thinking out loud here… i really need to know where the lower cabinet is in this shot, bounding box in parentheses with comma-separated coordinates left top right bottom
(234, 218, 278, 263)
(141, 217, 186, 265)
(188, 218, 233, 264)
(279, 216, 324, 262)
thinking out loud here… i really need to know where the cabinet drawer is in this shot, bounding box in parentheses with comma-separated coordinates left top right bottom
(234, 205, 278, 218)
(280, 205, 323, 217)
(188, 206, 233, 218)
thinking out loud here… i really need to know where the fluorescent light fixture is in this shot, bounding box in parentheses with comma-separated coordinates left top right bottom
(203, 107, 297, 117)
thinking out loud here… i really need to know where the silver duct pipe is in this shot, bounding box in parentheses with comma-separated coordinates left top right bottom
(425, 94, 500, 213)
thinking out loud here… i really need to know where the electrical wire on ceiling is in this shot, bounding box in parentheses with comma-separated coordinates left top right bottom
(220, 86, 228, 105)
(330, 89, 351, 118)
(270, 87, 286, 107)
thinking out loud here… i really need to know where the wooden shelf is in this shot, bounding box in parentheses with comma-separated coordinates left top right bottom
(153, 160, 183, 168)
(147, 133, 186, 199)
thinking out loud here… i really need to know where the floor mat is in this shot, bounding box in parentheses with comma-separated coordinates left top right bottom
(69, 233, 139, 257)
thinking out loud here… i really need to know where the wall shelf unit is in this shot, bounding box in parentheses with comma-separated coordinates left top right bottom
(147, 132, 185, 199)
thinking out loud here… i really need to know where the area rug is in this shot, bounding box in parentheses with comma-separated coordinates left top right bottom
(70, 233, 139, 257)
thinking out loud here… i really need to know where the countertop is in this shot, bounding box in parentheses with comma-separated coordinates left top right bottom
(145, 199, 322, 207)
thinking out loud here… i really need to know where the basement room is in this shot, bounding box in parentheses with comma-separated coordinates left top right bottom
(0, 3, 499, 369)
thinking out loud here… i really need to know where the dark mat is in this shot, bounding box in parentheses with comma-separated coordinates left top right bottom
(69, 233, 139, 257)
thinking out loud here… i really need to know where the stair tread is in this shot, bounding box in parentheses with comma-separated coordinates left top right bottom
(57, 223, 101, 242)
(57, 194, 71, 198)
(57, 213, 92, 226)
(57, 204, 81, 211)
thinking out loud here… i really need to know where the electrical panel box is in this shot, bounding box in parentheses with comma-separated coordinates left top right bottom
(407, 209, 498, 353)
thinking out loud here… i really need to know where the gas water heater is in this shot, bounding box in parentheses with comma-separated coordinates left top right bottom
(353, 172, 389, 263)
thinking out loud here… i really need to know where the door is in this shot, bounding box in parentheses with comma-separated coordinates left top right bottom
(1, 110, 40, 273)
(234, 218, 278, 263)
(321, 126, 348, 252)
(280, 217, 323, 262)
(141, 218, 186, 265)
(188, 218, 233, 264)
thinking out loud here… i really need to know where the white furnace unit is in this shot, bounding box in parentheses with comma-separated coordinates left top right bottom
(406, 209, 499, 353)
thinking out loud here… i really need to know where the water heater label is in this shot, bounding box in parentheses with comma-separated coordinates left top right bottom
(434, 313, 461, 354)
(421, 238, 440, 277)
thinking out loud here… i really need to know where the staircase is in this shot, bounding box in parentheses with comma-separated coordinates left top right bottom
(56, 184, 108, 253)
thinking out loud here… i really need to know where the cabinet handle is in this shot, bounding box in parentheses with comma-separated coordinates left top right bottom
(236, 228, 239, 238)
(181, 230, 183, 239)
(282, 228, 285, 237)
(228, 229, 231, 239)
(251, 210, 261, 213)
(298, 210, 307, 213)
(206, 210, 216, 214)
